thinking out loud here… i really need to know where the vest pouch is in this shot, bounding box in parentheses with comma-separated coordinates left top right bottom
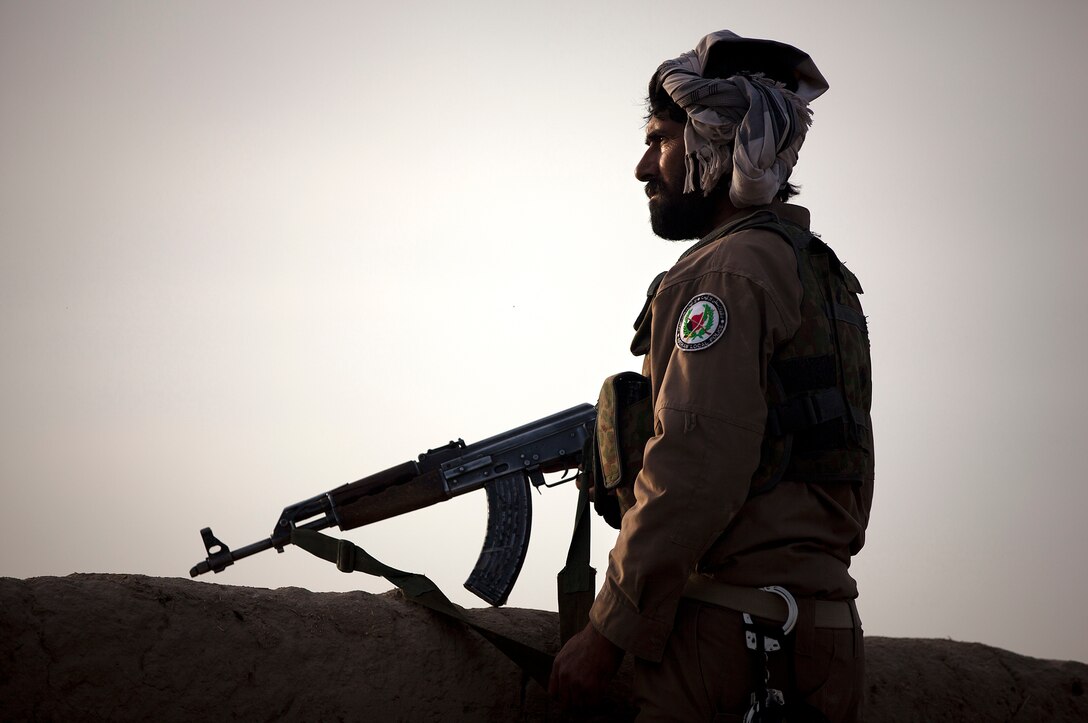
(592, 372, 652, 529)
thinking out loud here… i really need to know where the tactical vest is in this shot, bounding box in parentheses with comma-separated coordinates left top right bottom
(589, 211, 872, 526)
(742, 212, 873, 494)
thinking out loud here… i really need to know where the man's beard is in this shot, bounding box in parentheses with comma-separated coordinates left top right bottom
(646, 179, 729, 241)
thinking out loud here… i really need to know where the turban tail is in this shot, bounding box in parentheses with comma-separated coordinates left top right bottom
(657, 30, 825, 207)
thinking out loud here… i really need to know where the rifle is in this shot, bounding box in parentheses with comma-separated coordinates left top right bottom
(189, 403, 596, 606)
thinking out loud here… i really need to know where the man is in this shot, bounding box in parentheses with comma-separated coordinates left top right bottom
(549, 31, 874, 722)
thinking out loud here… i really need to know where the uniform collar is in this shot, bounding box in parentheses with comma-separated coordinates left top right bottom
(679, 202, 811, 262)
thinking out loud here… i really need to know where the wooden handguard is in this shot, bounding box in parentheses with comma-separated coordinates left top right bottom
(333, 468, 448, 530)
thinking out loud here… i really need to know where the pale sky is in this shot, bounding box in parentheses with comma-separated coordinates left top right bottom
(2, 0, 1087, 664)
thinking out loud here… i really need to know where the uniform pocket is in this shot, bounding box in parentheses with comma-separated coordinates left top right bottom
(795, 627, 863, 721)
(693, 602, 755, 718)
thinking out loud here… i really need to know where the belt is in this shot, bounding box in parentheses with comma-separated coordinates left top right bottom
(682, 575, 859, 630)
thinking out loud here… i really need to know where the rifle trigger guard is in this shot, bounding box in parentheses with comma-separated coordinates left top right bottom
(540, 468, 578, 488)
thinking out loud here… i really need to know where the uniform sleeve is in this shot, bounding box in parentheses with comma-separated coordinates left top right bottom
(589, 237, 802, 662)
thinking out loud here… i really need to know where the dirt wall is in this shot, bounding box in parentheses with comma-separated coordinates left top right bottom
(1, 574, 1084, 721)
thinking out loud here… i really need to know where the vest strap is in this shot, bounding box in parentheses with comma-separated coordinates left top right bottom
(766, 388, 848, 436)
(829, 302, 867, 331)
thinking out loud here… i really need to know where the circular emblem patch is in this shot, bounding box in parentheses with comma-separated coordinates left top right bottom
(675, 293, 727, 351)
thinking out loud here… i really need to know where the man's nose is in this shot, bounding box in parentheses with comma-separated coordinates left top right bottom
(635, 147, 656, 182)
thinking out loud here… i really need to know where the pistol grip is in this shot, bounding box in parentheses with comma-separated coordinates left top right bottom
(463, 473, 532, 606)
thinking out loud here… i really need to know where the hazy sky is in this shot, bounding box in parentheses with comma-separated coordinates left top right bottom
(3, 1, 1086, 664)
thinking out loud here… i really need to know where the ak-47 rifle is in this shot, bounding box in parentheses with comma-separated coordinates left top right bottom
(189, 403, 595, 606)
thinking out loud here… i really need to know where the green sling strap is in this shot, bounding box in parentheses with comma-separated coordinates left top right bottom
(290, 484, 595, 686)
(291, 527, 555, 689)
(556, 485, 596, 645)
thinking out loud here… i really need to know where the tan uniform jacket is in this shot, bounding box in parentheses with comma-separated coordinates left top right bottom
(589, 203, 874, 663)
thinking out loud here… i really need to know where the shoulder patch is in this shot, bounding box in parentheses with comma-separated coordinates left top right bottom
(675, 293, 728, 351)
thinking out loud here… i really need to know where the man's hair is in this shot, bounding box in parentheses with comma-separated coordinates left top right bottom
(646, 69, 800, 202)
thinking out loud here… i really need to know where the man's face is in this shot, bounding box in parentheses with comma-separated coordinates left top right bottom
(635, 115, 730, 240)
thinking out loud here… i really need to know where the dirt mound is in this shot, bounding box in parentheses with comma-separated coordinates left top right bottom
(1, 574, 1084, 721)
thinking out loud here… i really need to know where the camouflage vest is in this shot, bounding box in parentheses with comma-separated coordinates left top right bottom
(742, 213, 873, 494)
(588, 212, 872, 526)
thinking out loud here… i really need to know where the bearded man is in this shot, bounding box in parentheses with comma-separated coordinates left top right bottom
(549, 30, 874, 722)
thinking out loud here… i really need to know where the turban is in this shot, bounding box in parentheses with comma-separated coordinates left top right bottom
(655, 30, 829, 207)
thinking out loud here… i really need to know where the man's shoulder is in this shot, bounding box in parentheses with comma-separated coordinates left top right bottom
(659, 206, 806, 295)
(712, 202, 812, 252)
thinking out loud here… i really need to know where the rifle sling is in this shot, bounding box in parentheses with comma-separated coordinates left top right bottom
(290, 527, 555, 689)
(556, 484, 595, 645)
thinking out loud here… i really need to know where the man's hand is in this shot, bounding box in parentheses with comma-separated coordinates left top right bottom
(548, 622, 624, 709)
